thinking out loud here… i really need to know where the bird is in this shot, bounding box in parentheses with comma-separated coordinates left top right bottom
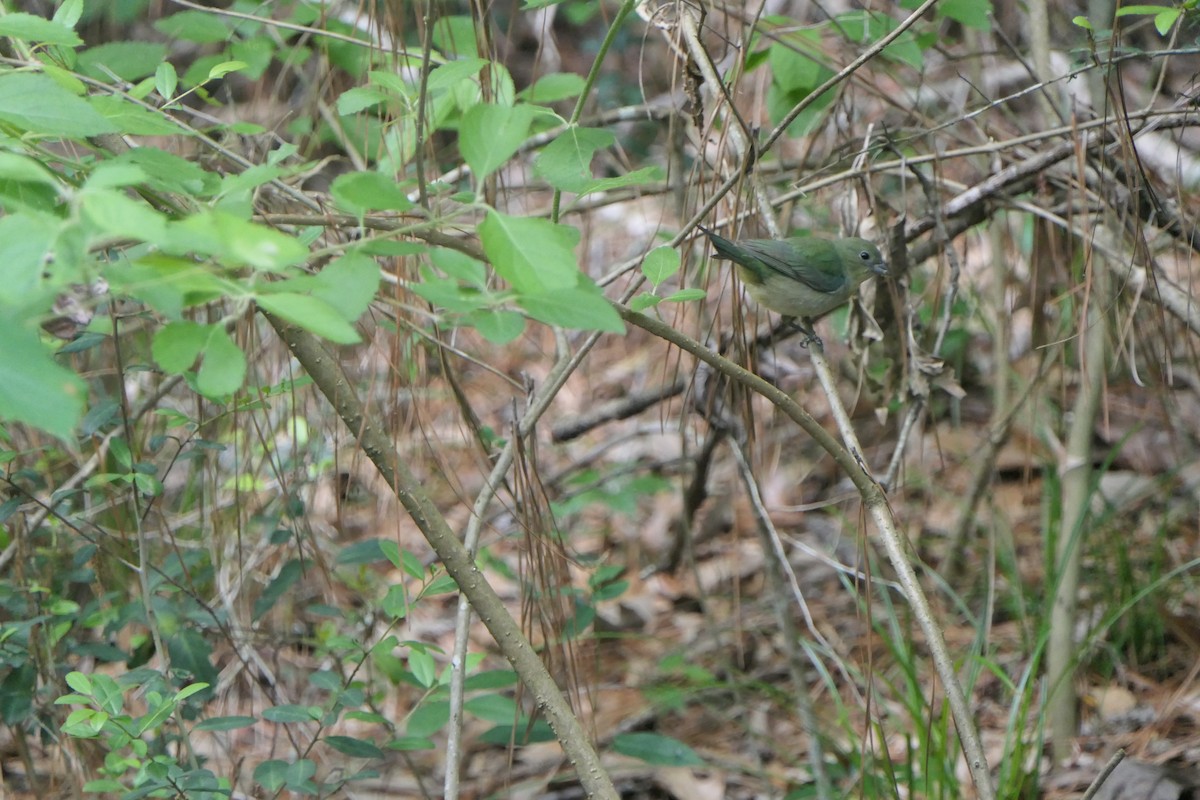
(698, 225, 888, 345)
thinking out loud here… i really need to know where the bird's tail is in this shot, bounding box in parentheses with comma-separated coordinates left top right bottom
(697, 225, 743, 263)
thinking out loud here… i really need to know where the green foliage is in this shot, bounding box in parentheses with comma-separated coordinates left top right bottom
(0, 0, 647, 784)
(613, 732, 705, 766)
(1114, 2, 1193, 35)
(0, 0, 643, 439)
(56, 672, 227, 798)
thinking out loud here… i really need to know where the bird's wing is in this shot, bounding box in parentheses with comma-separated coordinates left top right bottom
(738, 239, 848, 294)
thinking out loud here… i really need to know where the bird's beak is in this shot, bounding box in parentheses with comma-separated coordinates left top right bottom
(872, 261, 889, 277)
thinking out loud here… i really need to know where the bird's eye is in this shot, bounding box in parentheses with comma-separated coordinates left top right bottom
(859, 250, 871, 261)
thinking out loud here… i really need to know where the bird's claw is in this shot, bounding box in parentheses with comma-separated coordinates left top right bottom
(783, 316, 821, 348)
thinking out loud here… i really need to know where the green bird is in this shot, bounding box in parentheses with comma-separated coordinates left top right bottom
(699, 225, 888, 344)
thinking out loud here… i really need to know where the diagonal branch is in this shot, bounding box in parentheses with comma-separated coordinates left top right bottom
(262, 310, 618, 800)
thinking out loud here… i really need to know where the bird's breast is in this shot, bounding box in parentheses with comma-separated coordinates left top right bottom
(744, 272, 851, 318)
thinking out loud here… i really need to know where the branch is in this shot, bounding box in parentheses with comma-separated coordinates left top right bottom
(263, 311, 618, 800)
(618, 304, 997, 800)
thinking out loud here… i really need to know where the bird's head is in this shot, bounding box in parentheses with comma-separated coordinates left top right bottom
(837, 238, 889, 281)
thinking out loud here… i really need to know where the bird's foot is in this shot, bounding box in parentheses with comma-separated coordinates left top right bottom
(784, 317, 822, 348)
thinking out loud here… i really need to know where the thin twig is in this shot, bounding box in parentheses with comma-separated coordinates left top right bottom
(1081, 749, 1127, 800)
(729, 439, 835, 800)
(618, 304, 997, 800)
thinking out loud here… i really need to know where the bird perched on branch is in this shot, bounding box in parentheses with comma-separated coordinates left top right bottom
(698, 225, 888, 345)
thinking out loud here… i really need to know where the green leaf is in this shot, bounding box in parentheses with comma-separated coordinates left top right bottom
(409, 276, 488, 313)
(253, 760, 289, 792)
(253, 559, 304, 621)
(81, 189, 168, 243)
(408, 649, 436, 688)
(459, 103, 535, 181)
(165, 629, 218, 685)
(109, 437, 132, 470)
(0, 153, 60, 186)
(168, 211, 308, 272)
(0, 13, 83, 46)
(386, 735, 436, 751)
(287, 758, 319, 790)
(336, 86, 390, 115)
(939, 0, 992, 31)
(421, 574, 457, 597)
(206, 61, 247, 80)
(62, 708, 108, 737)
(767, 80, 837, 138)
(77, 41, 167, 82)
(466, 309, 525, 343)
(837, 11, 922, 70)
(152, 321, 207, 373)
(53, 0, 83, 28)
(195, 327, 247, 398)
(90, 95, 182, 136)
(89, 675, 124, 714)
(0, 73, 116, 136)
(517, 72, 586, 103)
(324, 735, 384, 759)
(195, 715, 256, 731)
(311, 252, 380, 320)
(399, 550, 424, 581)
(135, 694, 178, 734)
(406, 700, 449, 738)
(463, 693, 518, 722)
(429, 248, 487, 287)
(65, 671, 92, 695)
(336, 539, 388, 566)
(114, 147, 215, 196)
(175, 683, 210, 702)
(154, 10, 230, 43)
(768, 33, 824, 93)
(380, 584, 409, 619)
(1115, 4, 1173, 15)
(628, 293, 661, 312)
(256, 293, 361, 344)
(425, 58, 489, 92)
(378, 540, 403, 569)
(431, 15, 477, 57)
(106, 255, 226, 319)
(329, 171, 414, 212)
(569, 165, 664, 198)
(478, 211, 580, 293)
(518, 286, 624, 333)
(0, 176, 59, 213)
(641, 245, 679, 286)
(665, 288, 707, 303)
(262, 705, 322, 723)
(533, 126, 613, 192)
(214, 167, 281, 210)
(0, 213, 59, 309)
(231, 36, 273, 80)
(613, 732, 705, 766)
(0, 326, 86, 439)
(463, 669, 519, 690)
(155, 62, 178, 100)
(1155, 8, 1181, 34)
(479, 720, 555, 744)
(85, 162, 147, 189)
